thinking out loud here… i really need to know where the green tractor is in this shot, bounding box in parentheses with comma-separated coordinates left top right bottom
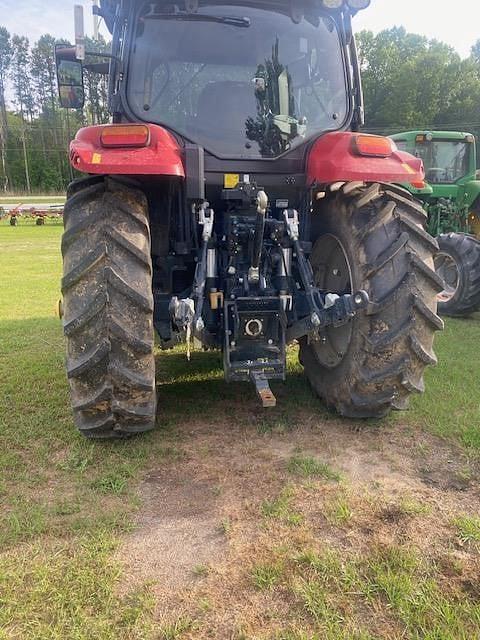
(390, 130, 480, 317)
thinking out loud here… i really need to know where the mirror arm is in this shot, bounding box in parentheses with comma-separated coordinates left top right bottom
(84, 62, 110, 74)
(85, 51, 121, 64)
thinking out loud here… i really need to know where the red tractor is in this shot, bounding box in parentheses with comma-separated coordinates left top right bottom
(56, 0, 443, 439)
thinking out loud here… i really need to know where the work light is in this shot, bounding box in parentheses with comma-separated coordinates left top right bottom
(347, 0, 371, 9)
(321, 0, 344, 9)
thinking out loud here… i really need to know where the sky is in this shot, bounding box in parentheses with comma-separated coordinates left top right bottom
(0, 0, 478, 58)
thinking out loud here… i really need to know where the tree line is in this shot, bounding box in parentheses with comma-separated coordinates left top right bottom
(358, 27, 480, 144)
(0, 25, 479, 194)
(0, 27, 109, 194)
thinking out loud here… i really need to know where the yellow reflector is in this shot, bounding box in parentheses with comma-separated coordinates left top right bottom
(224, 174, 240, 189)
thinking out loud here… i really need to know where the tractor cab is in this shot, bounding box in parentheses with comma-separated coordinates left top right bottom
(57, 0, 367, 162)
(392, 131, 477, 185)
(391, 131, 480, 236)
(126, 1, 351, 159)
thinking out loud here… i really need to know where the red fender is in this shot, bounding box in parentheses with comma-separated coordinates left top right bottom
(70, 124, 185, 177)
(307, 132, 424, 186)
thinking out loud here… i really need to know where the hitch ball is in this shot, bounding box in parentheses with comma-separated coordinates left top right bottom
(245, 318, 263, 337)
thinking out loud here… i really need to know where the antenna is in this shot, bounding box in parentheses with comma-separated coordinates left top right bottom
(92, 0, 100, 40)
(74, 5, 86, 60)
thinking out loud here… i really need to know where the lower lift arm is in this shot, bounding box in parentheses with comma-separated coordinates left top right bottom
(283, 208, 369, 342)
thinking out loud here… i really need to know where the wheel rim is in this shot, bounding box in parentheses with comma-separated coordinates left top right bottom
(434, 251, 459, 302)
(310, 234, 353, 369)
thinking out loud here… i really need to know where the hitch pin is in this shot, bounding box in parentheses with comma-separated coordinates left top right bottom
(250, 370, 277, 408)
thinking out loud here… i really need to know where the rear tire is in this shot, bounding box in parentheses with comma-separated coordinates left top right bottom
(300, 182, 444, 419)
(435, 232, 480, 317)
(61, 176, 156, 439)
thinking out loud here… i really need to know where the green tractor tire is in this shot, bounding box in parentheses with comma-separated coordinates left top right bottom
(435, 233, 480, 317)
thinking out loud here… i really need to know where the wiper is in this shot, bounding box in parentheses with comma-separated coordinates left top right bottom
(142, 13, 250, 28)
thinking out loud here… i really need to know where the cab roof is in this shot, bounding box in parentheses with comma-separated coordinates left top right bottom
(99, 0, 357, 33)
(391, 130, 475, 141)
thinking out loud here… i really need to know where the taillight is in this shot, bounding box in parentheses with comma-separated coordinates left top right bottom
(353, 134, 394, 158)
(100, 124, 150, 148)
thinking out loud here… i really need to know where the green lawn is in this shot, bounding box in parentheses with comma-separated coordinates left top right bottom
(0, 195, 66, 205)
(1, 223, 479, 640)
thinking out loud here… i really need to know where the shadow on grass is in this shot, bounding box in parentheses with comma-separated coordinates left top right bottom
(154, 349, 352, 437)
(0, 318, 384, 448)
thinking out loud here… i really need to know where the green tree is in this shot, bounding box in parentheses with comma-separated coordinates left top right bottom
(358, 28, 470, 132)
(0, 27, 11, 190)
(83, 35, 110, 125)
(10, 35, 34, 121)
(31, 34, 58, 117)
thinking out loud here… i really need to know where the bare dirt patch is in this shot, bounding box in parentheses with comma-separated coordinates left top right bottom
(120, 465, 226, 590)
(117, 409, 480, 637)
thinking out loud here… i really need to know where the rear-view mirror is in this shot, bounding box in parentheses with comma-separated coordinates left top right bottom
(55, 45, 85, 109)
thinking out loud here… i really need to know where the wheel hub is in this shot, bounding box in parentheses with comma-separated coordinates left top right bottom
(434, 252, 459, 302)
(310, 234, 354, 369)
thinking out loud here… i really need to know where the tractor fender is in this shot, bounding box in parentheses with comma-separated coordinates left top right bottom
(463, 179, 480, 210)
(69, 124, 185, 177)
(307, 132, 424, 186)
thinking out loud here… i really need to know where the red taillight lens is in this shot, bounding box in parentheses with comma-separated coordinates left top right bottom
(353, 134, 394, 158)
(100, 124, 150, 148)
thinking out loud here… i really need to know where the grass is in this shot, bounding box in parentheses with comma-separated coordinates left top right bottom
(290, 544, 480, 639)
(1, 223, 480, 639)
(0, 195, 65, 205)
(398, 496, 431, 517)
(158, 617, 193, 639)
(324, 493, 352, 525)
(0, 533, 157, 640)
(261, 486, 304, 526)
(409, 313, 480, 448)
(288, 454, 342, 481)
(252, 562, 284, 590)
(193, 564, 210, 577)
(453, 515, 480, 544)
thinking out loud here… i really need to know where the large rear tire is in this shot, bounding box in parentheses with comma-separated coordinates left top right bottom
(61, 176, 156, 439)
(300, 182, 444, 419)
(435, 232, 480, 317)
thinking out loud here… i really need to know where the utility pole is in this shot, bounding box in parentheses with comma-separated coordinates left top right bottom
(92, 0, 100, 40)
(21, 128, 31, 193)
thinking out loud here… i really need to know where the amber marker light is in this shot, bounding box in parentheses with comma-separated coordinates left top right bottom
(100, 124, 151, 148)
(353, 134, 394, 158)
